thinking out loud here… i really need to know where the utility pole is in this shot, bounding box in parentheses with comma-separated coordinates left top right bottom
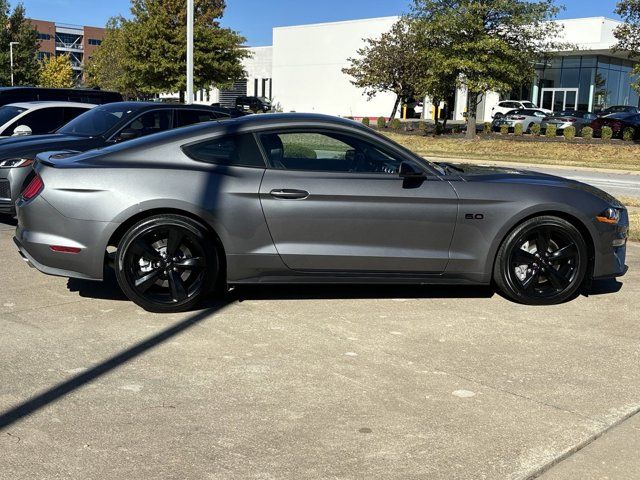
(10, 42, 19, 87)
(186, 0, 194, 104)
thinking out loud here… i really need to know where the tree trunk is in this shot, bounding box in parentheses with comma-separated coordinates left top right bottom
(442, 102, 449, 131)
(179, 90, 185, 103)
(389, 95, 401, 123)
(466, 92, 478, 139)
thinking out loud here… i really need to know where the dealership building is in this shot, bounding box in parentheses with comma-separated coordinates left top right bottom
(204, 16, 639, 122)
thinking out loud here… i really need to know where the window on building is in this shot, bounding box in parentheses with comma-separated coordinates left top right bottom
(37, 33, 51, 41)
(182, 134, 266, 168)
(37, 52, 52, 61)
(88, 39, 102, 46)
(259, 131, 405, 174)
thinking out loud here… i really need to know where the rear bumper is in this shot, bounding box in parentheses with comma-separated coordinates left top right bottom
(15, 195, 116, 281)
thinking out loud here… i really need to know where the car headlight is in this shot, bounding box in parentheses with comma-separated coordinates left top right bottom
(0, 158, 34, 168)
(596, 207, 622, 225)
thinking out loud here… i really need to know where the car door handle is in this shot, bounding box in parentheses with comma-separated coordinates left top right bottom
(270, 189, 309, 200)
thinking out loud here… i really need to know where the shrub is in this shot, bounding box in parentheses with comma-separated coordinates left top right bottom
(623, 127, 635, 141)
(514, 123, 523, 136)
(434, 122, 444, 135)
(545, 124, 557, 138)
(389, 118, 402, 130)
(362, 117, 370, 127)
(500, 124, 509, 135)
(563, 126, 576, 140)
(283, 144, 317, 159)
(601, 126, 613, 140)
(530, 123, 541, 136)
(483, 122, 492, 135)
(417, 121, 428, 135)
(377, 116, 386, 129)
(582, 126, 593, 139)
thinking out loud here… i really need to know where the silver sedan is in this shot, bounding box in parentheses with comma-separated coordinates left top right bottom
(492, 109, 548, 133)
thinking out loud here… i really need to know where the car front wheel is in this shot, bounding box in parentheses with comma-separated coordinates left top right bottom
(493, 216, 588, 305)
(115, 214, 218, 313)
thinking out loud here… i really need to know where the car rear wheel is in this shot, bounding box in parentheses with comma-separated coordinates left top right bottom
(493, 216, 588, 305)
(115, 214, 218, 313)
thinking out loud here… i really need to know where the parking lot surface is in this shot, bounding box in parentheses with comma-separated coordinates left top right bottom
(1, 218, 639, 479)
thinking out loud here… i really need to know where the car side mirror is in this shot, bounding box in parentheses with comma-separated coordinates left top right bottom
(117, 129, 141, 142)
(399, 161, 425, 178)
(12, 125, 32, 136)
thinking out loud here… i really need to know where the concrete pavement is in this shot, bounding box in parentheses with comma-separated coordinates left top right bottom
(1, 219, 640, 479)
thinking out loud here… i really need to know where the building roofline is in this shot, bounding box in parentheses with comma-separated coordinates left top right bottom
(273, 15, 400, 31)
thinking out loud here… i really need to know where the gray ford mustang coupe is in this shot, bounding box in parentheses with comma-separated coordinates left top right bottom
(13, 114, 628, 312)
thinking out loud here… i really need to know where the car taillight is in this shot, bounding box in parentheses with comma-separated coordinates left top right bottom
(21, 174, 44, 201)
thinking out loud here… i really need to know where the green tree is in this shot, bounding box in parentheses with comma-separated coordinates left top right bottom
(85, 17, 141, 98)
(343, 19, 422, 120)
(122, 0, 248, 100)
(614, 0, 640, 92)
(39, 54, 74, 88)
(0, 1, 40, 86)
(410, 0, 565, 138)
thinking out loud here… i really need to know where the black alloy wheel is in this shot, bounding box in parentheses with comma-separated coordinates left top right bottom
(494, 216, 588, 305)
(115, 214, 218, 312)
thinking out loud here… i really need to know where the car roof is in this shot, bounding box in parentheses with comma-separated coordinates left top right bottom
(4, 101, 96, 109)
(94, 101, 233, 112)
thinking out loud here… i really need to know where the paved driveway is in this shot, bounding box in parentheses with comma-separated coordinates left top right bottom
(0, 219, 639, 479)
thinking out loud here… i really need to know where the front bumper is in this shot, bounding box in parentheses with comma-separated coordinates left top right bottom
(0, 166, 32, 215)
(591, 210, 629, 280)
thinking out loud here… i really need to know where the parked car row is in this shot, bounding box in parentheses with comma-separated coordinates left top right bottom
(491, 102, 640, 139)
(0, 88, 246, 217)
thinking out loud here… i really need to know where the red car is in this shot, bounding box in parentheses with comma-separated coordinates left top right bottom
(590, 112, 640, 139)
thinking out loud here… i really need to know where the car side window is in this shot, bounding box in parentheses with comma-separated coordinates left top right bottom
(63, 107, 89, 124)
(258, 131, 404, 174)
(175, 109, 225, 128)
(115, 109, 173, 141)
(182, 133, 265, 168)
(8, 107, 65, 134)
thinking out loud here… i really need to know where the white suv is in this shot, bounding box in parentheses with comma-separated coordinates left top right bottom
(0, 101, 95, 138)
(491, 100, 552, 119)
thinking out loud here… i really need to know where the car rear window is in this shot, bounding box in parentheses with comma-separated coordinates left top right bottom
(182, 133, 266, 168)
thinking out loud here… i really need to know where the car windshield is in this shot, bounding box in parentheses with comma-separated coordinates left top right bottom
(57, 104, 138, 137)
(606, 106, 632, 113)
(0, 105, 27, 126)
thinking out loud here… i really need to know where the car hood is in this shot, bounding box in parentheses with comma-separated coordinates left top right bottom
(440, 162, 622, 205)
(0, 134, 93, 159)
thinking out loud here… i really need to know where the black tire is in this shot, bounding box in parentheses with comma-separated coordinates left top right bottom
(527, 122, 535, 133)
(115, 214, 218, 313)
(494, 112, 504, 119)
(493, 216, 588, 305)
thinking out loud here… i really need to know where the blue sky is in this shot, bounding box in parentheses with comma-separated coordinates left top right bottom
(21, 0, 622, 46)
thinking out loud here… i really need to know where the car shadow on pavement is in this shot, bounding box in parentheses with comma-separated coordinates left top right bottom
(66, 270, 128, 301)
(582, 279, 624, 296)
(0, 299, 233, 431)
(231, 283, 496, 301)
(0, 215, 17, 228)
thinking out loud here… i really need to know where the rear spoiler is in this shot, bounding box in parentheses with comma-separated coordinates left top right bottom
(35, 150, 82, 167)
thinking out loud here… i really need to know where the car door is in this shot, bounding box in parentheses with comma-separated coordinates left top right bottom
(257, 129, 458, 273)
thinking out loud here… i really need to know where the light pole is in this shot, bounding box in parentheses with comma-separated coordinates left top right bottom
(9, 42, 19, 87)
(186, 0, 194, 104)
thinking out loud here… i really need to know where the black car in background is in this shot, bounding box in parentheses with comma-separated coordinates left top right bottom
(597, 105, 640, 117)
(0, 102, 234, 216)
(0, 87, 122, 107)
(235, 96, 272, 113)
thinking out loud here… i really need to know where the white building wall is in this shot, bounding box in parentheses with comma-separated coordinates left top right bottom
(244, 46, 273, 99)
(271, 17, 400, 117)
